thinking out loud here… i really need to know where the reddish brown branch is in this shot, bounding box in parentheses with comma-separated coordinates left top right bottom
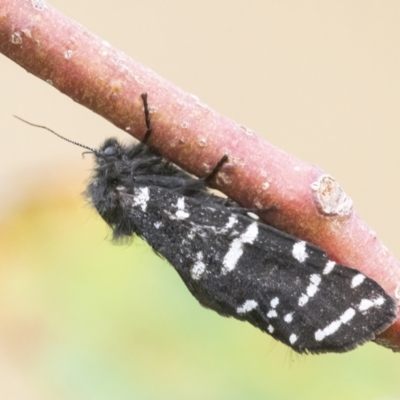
(1, 0, 399, 350)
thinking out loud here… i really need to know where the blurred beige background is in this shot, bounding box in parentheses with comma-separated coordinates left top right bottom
(1, 1, 400, 399)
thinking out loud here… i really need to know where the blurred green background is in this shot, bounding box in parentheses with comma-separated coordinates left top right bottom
(1, 1, 400, 399)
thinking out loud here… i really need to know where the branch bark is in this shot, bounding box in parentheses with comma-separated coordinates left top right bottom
(1, 0, 399, 351)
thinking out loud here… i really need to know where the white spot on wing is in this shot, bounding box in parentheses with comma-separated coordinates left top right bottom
(132, 187, 150, 212)
(340, 308, 356, 323)
(374, 296, 385, 306)
(237, 300, 258, 314)
(315, 307, 355, 341)
(298, 294, 309, 306)
(359, 296, 385, 312)
(358, 299, 373, 311)
(284, 313, 293, 323)
(270, 297, 279, 308)
(351, 274, 365, 288)
(223, 215, 238, 232)
(289, 334, 298, 344)
(315, 321, 340, 341)
(267, 324, 274, 333)
(323, 260, 336, 274)
(267, 297, 280, 319)
(175, 197, 190, 220)
(191, 252, 206, 280)
(310, 274, 321, 285)
(306, 274, 321, 297)
(292, 241, 308, 263)
(298, 274, 321, 307)
(222, 223, 259, 274)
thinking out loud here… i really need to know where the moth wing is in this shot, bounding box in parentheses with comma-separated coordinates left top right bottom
(141, 189, 396, 354)
(126, 186, 396, 354)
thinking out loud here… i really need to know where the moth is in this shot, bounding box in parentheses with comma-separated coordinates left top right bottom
(16, 94, 397, 354)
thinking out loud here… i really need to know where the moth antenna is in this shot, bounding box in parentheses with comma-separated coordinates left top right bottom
(13, 115, 98, 153)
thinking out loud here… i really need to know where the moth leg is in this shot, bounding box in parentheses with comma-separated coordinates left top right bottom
(205, 154, 278, 216)
(204, 155, 239, 207)
(205, 154, 229, 184)
(140, 93, 152, 144)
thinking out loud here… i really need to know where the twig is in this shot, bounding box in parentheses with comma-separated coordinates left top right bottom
(1, 0, 398, 350)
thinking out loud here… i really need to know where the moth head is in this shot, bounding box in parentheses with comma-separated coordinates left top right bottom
(98, 138, 123, 159)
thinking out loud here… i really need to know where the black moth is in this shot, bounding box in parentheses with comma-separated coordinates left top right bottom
(17, 94, 397, 354)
